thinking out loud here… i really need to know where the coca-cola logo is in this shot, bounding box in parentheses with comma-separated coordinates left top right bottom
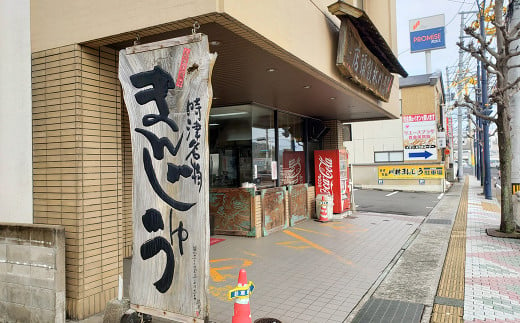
(284, 157, 303, 184)
(317, 156, 333, 195)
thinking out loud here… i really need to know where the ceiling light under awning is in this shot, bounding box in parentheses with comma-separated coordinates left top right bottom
(210, 112, 248, 117)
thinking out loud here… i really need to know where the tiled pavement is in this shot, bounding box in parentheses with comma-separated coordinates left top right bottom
(208, 212, 423, 323)
(464, 176, 520, 322)
(73, 176, 520, 323)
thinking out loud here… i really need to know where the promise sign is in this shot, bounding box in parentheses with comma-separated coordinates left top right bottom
(119, 34, 216, 322)
(409, 14, 446, 53)
(336, 18, 394, 102)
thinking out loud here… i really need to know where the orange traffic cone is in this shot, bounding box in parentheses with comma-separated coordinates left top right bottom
(319, 195, 329, 222)
(228, 269, 254, 323)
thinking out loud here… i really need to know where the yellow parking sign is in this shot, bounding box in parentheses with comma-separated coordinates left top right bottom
(378, 165, 444, 179)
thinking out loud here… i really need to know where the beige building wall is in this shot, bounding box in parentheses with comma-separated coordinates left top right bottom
(30, 0, 216, 52)
(345, 119, 404, 164)
(0, 0, 33, 223)
(32, 45, 123, 319)
(402, 86, 436, 115)
(122, 108, 133, 259)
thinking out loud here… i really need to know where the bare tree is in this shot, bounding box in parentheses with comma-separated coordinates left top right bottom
(457, 0, 520, 233)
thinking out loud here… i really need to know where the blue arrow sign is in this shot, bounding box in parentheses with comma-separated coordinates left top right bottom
(409, 151, 433, 159)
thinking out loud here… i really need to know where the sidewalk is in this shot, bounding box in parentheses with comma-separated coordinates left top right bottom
(208, 211, 424, 322)
(348, 179, 463, 323)
(463, 176, 520, 321)
(350, 175, 520, 323)
(71, 175, 520, 323)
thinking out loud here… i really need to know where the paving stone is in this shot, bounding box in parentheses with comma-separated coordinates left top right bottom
(207, 211, 424, 322)
(464, 177, 520, 321)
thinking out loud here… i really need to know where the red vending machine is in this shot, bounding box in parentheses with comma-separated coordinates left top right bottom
(314, 149, 351, 213)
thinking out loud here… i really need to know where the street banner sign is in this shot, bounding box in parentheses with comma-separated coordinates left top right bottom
(378, 165, 444, 179)
(409, 14, 446, 53)
(403, 114, 438, 161)
(119, 34, 217, 322)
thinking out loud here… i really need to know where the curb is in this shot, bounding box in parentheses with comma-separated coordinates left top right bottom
(345, 180, 464, 322)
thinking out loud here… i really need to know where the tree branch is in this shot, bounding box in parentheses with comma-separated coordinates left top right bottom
(466, 112, 483, 131)
(457, 41, 499, 73)
(464, 26, 500, 60)
(455, 96, 497, 123)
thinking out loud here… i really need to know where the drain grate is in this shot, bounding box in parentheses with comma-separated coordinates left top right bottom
(352, 298, 424, 323)
(426, 218, 452, 225)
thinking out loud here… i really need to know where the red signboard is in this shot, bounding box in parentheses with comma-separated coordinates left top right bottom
(282, 151, 305, 185)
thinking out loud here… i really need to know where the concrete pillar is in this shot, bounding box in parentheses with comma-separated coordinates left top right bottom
(0, 0, 33, 223)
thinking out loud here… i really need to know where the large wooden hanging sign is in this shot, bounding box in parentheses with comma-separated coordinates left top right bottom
(336, 18, 394, 102)
(119, 33, 216, 322)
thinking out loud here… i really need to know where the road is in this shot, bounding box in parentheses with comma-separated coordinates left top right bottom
(352, 189, 443, 216)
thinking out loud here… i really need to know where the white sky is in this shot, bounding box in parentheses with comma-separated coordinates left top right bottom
(396, 0, 479, 77)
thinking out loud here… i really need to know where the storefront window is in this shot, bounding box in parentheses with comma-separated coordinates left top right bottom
(209, 105, 252, 188)
(278, 112, 305, 185)
(252, 107, 275, 189)
(209, 104, 314, 189)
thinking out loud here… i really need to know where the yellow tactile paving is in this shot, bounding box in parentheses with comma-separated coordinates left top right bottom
(431, 177, 468, 323)
(431, 304, 464, 323)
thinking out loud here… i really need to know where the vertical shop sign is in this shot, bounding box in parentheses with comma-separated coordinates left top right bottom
(336, 18, 394, 102)
(403, 113, 438, 161)
(282, 151, 305, 185)
(119, 34, 217, 322)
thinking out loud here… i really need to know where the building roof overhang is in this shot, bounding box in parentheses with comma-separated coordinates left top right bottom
(85, 11, 402, 122)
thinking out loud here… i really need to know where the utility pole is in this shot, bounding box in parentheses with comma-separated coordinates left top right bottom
(457, 12, 465, 181)
(426, 50, 432, 74)
(446, 67, 455, 178)
(479, 0, 492, 199)
(475, 62, 481, 181)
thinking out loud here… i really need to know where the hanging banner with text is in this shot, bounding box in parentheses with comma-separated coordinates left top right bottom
(336, 18, 394, 102)
(378, 165, 444, 179)
(119, 34, 216, 322)
(403, 113, 438, 161)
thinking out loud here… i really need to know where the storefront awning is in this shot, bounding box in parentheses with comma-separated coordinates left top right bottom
(86, 10, 404, 122)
